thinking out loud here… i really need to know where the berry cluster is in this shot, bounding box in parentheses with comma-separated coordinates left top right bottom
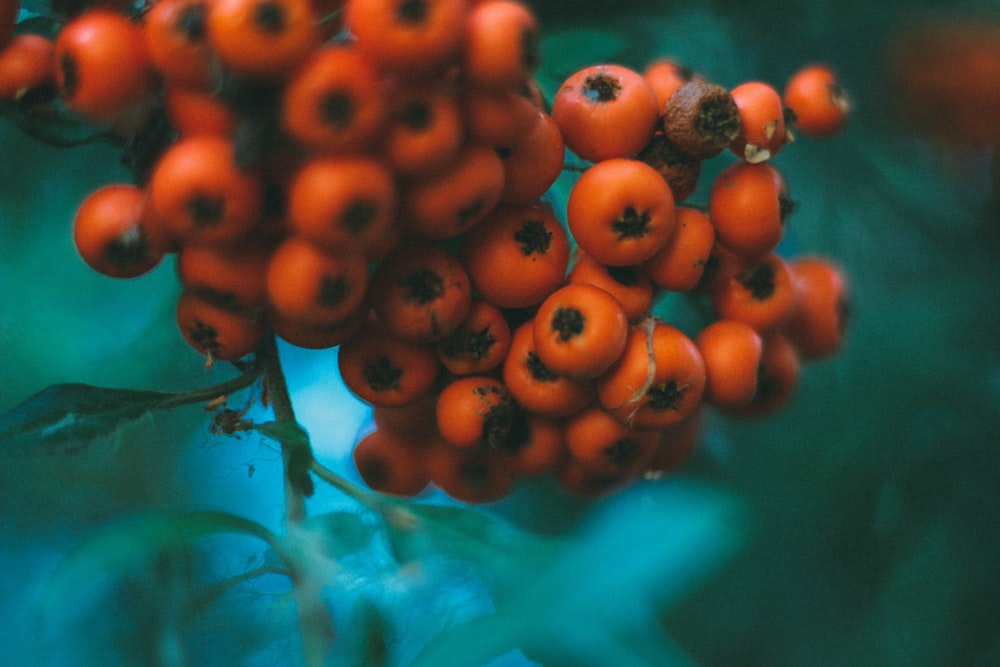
(1, 0, 850, 502)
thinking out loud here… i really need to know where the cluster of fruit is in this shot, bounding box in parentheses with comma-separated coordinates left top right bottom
(1, 0, 850, 502)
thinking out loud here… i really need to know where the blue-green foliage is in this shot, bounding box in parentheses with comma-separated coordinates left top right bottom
(4, 0, 1000, 665)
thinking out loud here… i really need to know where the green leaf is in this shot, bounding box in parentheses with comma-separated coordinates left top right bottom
(43, 509, 283, 612)
(302, 510, 380, 560)
(410, 481, 748, 667)
(0, 383, 187, 456)
(1, 367, 261, 456)
(381, 501, 565, 594)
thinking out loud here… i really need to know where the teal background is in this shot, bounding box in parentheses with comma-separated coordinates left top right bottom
(3, 0, 1000, 664)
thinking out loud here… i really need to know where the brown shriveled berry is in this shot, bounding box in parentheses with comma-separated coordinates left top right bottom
(636, 133, 702, 203)
(662, 80, 741, 159)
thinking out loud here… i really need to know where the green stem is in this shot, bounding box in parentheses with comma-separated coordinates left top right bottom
(258, 331, 333, 667)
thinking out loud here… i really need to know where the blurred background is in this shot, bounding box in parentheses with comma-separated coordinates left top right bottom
(2, 0, 1000, 665)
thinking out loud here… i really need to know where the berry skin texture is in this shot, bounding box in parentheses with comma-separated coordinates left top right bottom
(695, 319, 763, 408)
(567, 158, 676, 267)
(338, 323, 442, 407)
(400, 143, 505, 241)
(564, 403, 660, 478)
(143, 0, 216, 90)
(54, 10, 156, 127)
(502, 320, 595, 418)
(435, 298, 512, 376)
(148, 136, 263, 246)
(783, 64, 849, 138)
(462, 0, 539, 90)
(711, 252, 797, 333)
(709, 161, 787, 259)
(382, 85, 464, 179)
(287, 156, 397, 257)
(266, 236, 370, 325)
(73, 184, 166, 279)
(728, 331, 800, 418)
(205, 0, 318, 80)
(352, 428, 430, 497)
(784, 257, 849, 359)
(175, 289, 265, 362)
(434, 376, 523, 450)
(498, 111, 566, 205)
(552, 64, 660, 162)
(643, 58, 696, 113)
(281, 45, 388, 154)
(567, 252, 655, 325)
(0, 34, 55, 102)
(644, 206, 716, 292)
(426, 437, 518, 504)
(729, 80, 788, 163)
(368, 241, 472, 343)
(532, 283, 629, 380)
(460, 202, 570, 310)
(177, 239, 274, 314)
(345, 0, 466, 77)
(597, 320, 706, 430)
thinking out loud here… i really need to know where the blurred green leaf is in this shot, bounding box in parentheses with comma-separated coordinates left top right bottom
(382, 501, 565, 594)
(43, 509, 282, 612)
(303, 510, 380, 560)
(0, 383, 191, 455)
(0, 367, 260, 456)
(409, 482, 748, 667)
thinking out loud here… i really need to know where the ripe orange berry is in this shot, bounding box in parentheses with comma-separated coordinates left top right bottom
(352, 428, 430, 496)
(695, 319, 763, 408)
(368, 241, 472, 343)
(552, 64, 660, 162)
(643, 58, 696, 112)
(400, 143, 505, 241)
(148, 136, 263, 246)
(0, 34, 55, 102)
(434, 375, 523, 450)
(54, 10, 156, 127)
(597, 320, 706, 430)
(143, 0, 216, 90)
(497, 111, 565, 205)
(729, 80, 788, 163)
(345, 0, 466, 77)
(460, 202, 570, 310)
(206, 0, 318, 79)
(564, 403, 660, 478)
(567, 252, 655, 324)
(426, 437, 518, 503)
(708, 161, 789, 259)
(502, 320, 595, 418)
(532, 283, 629, 380)
(175, 289, 264, 361)
(280, 45, 388, 153)
(435, 298, 512, 376)
(381, 84, 464, 179)
(644, 206, 716, 292)
(338, 322, 442, 407)
(176, 238, 274, 314)
(566, 158, 676, 266)
(287, 156, 397, 257)
(783, 64, 849, 138)
(266, 236, 370, 325)
(728, 331, 800, 418)
(462, 0, 538, 90)
(711, 252, 797, 332)
(783, 257, 849, 359)
(73, 184, 166, 279)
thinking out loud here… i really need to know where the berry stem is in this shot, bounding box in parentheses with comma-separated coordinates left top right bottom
(258, 331, 334, 667)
